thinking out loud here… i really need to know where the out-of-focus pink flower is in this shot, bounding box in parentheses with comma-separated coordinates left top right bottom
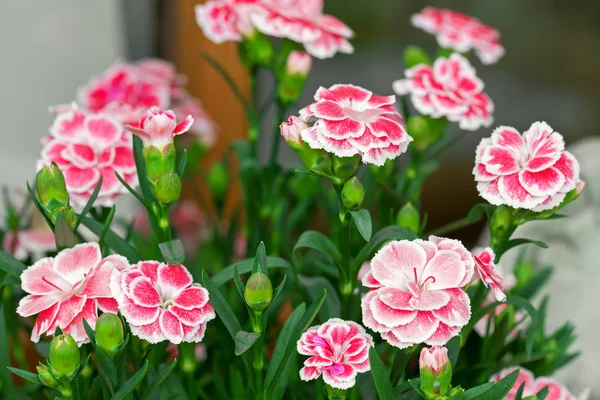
(166, 343, 208, 364)
(411, 7, 505, 65)
(393, 53, 494, 131)
(357, 262, 370, 282)
(170, 201, 209, 257)
(173, 97, 218, 148)
(126, 107, 193, 151)
(361, 236, 473, 349)
(472, 247, 506, 302)
(3, 229, 55, 261)
(490, 367, 590, 400)
(297, 318, 373, 390)
(287, 51, 312, 75)
(298, 84, 412, 166)
(39, 106, 138, 208)
(473, 122, 581, 211)
(137, 58, 187, 100)
(420, 346, 449, 375)
(195, 0, 259, 44)
(280, 116, 307, 145)
(110, 261, 215, 344)
(78, 63, 169, 125)
(234, 234, 247, 262)
(17, 243, 128, 344)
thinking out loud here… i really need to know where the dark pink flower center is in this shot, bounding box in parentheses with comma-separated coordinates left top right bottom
(409, 267, 436, 296)
(321, 364, 345, 375)
(42, 277, 66, 293)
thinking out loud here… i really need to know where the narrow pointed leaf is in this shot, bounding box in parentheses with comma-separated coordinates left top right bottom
(369, 347, 394, 400)
(352, 225, 417, 274)
(0, 249, 26, 278)
(234, 331, 261, 355)
(292, 231, 342, 268)
(81, 217, 140, 263)
(74, 176, 103, 228)
(140, 359, 178, 400)
(253, 242, 268, 275)
(158, 240, 186, 264)
(349, 209, 373, 242)
(201, 270, 242, 340)
(7, 367, 41, 385)
(112, 359, 149, 400)
(212, 257, 292, 287)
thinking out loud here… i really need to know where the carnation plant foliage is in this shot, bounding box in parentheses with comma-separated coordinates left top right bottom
(0, 3, 589, 400)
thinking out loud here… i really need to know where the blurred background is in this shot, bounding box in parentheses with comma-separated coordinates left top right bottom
(1, 0, 599, 393)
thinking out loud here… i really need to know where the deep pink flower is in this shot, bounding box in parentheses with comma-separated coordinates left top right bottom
(393, 53, 494, 131)
(472, 247, 506, 301)
(287, 50, 312, 75)
(39, 106, 138, 207)
(420, 346, 449, 375)
(126, 107, 193, 150)
(79, 63, 169, 125)
(16, 243, 128, 344)
(297, 318, 373, 390)
(298, 84, 412, 166)
(3, 229, 55, 261)
(473, 122, 581, 211)
(110, 261, 215, 344)
(173, 97, 218, 148)
(195, 0, 260, 44)
(411, 7, 505, 65)
(490, 367, 589, 400)
(137, 58, 187, 100)
(361, 236, 474, 349)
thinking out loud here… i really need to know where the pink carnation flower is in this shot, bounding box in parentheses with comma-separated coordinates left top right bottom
(393, 53, 494, 131)
(473, 122, 581, 211)
(490, 367, 590, 400)
(298, 84, 412, 166)
(173, 97, 218, 148)
(3, 229, 55, 261)
(16, 243, 128, 344)
(137, 58, 187, 100)
(297, 318, 373, 390)
(78, 63, 169, 125)
(110, 261, 215, 344)
(39, 106, 138, 208)
(126, 107, 194, 151)
(472, 247, 506, 302)
(287, 50, 312, 75)
(195, 0, 259, 44)
(361, 236, 474, 349)
(411, 7, 505, 65)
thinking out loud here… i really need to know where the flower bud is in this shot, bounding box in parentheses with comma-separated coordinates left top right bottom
(419, 346, 452, 397)
(280, 116, 305, 148)
(95, 313, 125, 359)
(332, 155, 361, 183)
(407, 116, 432, 151)
(341, 177, 365, 210)
(403, 45, 432, 68)
(144, 144, 176, 183)
(278, 51, 312, 106)
(49, 334, 81, 383)
(286, 51, 312, 76)
(206, 162, 229, 202)
(396, 202, 420, 234)
(154, 172, 182, 205)
(37, 363, 59, 389)
(244, 272, 273, 311)
(36, 163, 69, 210)
(490, 205, 513, 240)
(447, 387, 465, 400)
(240, 30, 274, 67)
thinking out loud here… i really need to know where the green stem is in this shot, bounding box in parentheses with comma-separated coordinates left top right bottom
(425, 216, 476, 237)
(180, 342, 197, 399)
(2, 286, 28, 371)
(269, 101, 286, 169)
(334, 184, 353, 319)
(252, 317, 265, 400)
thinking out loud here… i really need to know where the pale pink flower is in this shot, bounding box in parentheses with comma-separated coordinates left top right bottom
(78, 63, 169, 125)
(39, 106, 138, 207)
(361, 236, 474, 349)
(420, 346, 449, 375)
(490, 367, 590, 400)
(195, 0, 260, 44)
(473, 122, 581, 211)
(170, 201, 209, 258)
(166, 343, 207, 364)
(472, 247, 506, 302)
(234, 234, 247, 262)
(110, 261, 215, 344)
(280, 116, 307, 145)
(136, 58, 187, 100)
(393, 53, 494, 131)
(173, 97, 218, 148)
(126, 107, 194, 150)
(297, 318, 373, 390)
(298, 84, 412, 166)
(3, 229, 55, 261)
(287, 50, 312, 75)
(16, 243, 128, 344)
(411, 7, 505, 65)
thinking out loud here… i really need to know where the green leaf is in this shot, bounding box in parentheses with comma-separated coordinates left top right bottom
(349, 209, 373, 242)
(201, 270, 242, 340)
(298, 275, 340, 321)
(446, 336, 460, 369)
(271, 275, 288, 305)
(158, 240, 186, 264)
(351, 225, 417, 275)
(7, 367, 41, 385)
(390, 346, 416, 387)
(211, 257, 292, 288)
(265, 304, 306, 394)
(140, 359, 178, 400)
(368, 347, 395, 400)
(513, 267, 553, 300)
(115, 171, 149, 209)
(468, 369, 519, 400)
(504, 238, 549, 252)
(0, 249, 26, 279)
(81, 217, 140, 263)
(177, 150, 187, 177)
(54, 210, 77, 251)
(292, 231, 342, 268)
(96, 347, 118, 392)
(232, 264, 246, 301)
(112, 359, 149, 400)
(132, 136, 155, 203)
(1, 305, 14, 394)
(202, 54, 252, 115)
(98, 205, 116, 253)
(464, 382, 495, 400)
(253, 241, 268, 275)
(234, 331, 261, 355)
(535, 386, 549, 400)
(82, 318, 96, 347)
(74, 177, 103, 229)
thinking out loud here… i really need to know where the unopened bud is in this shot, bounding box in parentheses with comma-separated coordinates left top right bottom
(278, 51, 312, 106)
(332, 155, 361, 183)
(36, 163, 68, 210)
(490, 205, 513, 239)
(407, 116, 431, 151)
(37, 363, 59, 389)
(206, 162, 229, 201)
(341, 177, 365, 210)
(244, 272, 273, 311)
(155, 172, 182, 205)
(420, 346, 452, 397)
(404, 45, 432, 68)
(95, 313, 125, 358)
(396, 202, 420, 234)
(49, 334, 81, 382)
(240, 30, 274, 67)
(447, 387, 465, 400)
(144, 144, 176, 183)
